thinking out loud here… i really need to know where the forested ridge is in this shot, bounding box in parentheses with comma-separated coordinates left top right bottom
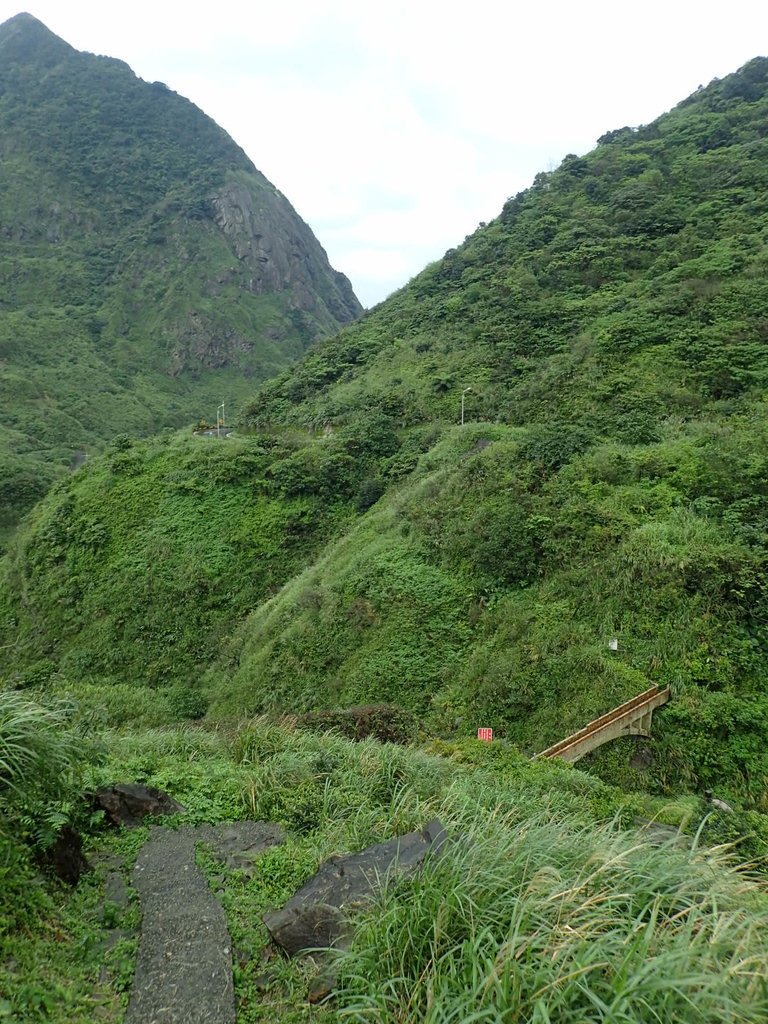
(3, 52, 768, 1024)
(0, 13, 360, 544)
(4, 55, 768, 796)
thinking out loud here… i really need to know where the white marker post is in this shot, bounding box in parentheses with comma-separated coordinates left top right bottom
(461, 386, 472, 425)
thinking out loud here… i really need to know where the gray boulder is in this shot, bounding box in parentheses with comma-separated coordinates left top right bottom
(264, 818, 448, 956)
(94, 784, 186, 827)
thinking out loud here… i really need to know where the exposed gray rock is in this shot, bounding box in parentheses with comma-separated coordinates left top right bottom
(103, 871, 131, 907)
(263, 902, 350, 958)
(94, 784, 186, 828)
(264, 819, 449, 956)
(705, 790, 735, 813)
(212, 180, 361, 328)
(197, 820, 285, 874)
(630, 745, 654, 769)
(635, 818, 687, 847)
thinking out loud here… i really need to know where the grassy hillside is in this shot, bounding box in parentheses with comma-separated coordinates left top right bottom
(3, 58, 768, 800)
(3, 696, 767, 1023)
(0, 430, 361, 697)
(0, 13, 360, 542)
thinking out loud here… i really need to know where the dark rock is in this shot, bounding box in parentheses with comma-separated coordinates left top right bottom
(264, 903, 350, 957)
(308, 974, 336, 1004)
(264, 818, 448, 956)
(41, 825, 90, 885)
(94, 784, 186, 827)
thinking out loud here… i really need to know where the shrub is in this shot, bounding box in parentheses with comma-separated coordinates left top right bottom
(296, 704, 421, 745)
(167, 686, 209, 721)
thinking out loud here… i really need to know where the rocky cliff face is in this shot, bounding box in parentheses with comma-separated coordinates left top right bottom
(212, 178, 360, 325)
(0, 12, 362, 541)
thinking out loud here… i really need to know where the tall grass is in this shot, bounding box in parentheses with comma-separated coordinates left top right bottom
(6, 713, 767, 1022)
(1, 691, 90, 941)
(218, 720, 768, 1019)
(0, 690, 85, 816)
(335, 798, 768, 1022)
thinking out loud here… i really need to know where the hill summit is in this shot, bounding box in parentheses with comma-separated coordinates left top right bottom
(0, 13, 361, 541)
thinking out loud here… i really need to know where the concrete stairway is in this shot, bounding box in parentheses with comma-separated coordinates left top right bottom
(537, 685, 670, 763)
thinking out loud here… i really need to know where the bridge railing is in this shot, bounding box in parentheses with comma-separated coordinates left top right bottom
(538, 685, 670, 761)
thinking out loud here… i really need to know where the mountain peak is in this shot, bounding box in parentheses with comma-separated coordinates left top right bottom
(0, 8, 361, 540)
(0, 11, 42, 28)
(0, 12, 75, 65)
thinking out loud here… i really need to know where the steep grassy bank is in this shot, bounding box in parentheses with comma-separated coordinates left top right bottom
(3, 406, 766, 796)
(0, 430, 365, 695)
(3, 697, 767, 1023)
(208, 410, 768, 798)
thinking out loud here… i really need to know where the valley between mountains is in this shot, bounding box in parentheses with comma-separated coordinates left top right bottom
(2, 15, 768, 1023)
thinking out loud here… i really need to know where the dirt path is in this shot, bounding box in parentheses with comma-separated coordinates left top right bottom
(125, 822, 283, 1024)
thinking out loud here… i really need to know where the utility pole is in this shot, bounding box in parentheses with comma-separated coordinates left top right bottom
(217, 402, 225, 438)
(461, 387, 472, 425)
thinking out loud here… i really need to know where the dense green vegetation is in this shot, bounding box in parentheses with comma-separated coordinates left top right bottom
(0, 13, 360, 542)
(4, 56, 768, 802)
(4, 52, 768, 1023)
(3, 696, 767, 1023)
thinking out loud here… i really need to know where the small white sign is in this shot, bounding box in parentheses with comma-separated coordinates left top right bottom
(608, 638, 619, 651)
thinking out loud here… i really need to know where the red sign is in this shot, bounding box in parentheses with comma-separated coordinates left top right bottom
(477, 727, 493, 742)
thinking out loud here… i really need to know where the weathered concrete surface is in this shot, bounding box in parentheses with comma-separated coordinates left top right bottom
(125, 822, 283, 1024)
(264, 818, 448, 956)
(538, 685, 670, 763)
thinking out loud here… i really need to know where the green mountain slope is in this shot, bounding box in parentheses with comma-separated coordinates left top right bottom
(3, 57, 768, 798)
(0, 13, 361, 543)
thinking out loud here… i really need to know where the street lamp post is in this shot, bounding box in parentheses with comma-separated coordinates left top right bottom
(461, 387, 472, 425)
(216, 402, 225, 438)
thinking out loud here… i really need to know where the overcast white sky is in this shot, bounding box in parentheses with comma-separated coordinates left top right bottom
(2, 1, 766, 306)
